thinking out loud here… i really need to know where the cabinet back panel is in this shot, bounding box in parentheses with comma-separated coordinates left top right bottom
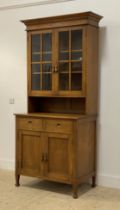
(28, 97, 85, 114)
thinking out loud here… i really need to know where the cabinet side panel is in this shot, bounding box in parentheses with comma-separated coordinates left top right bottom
(15, 118, 19, 175)
(77, 120, 96, 179)
(86, 26, 99, 115)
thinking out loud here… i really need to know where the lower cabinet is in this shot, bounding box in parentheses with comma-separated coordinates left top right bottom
(15, 114, 96, 198)
(16, 130, 71, 183)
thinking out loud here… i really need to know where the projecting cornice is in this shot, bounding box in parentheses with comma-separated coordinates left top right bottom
(0, 0, 74, 11)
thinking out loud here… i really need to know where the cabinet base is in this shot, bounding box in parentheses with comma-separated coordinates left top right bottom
(91, 175, 96, 188)
(72, 183, 78, 199)
(15, 174, 97, 198)
(15, 174, 20, 187)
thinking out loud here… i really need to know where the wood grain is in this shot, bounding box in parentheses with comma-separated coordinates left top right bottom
(15, 11, 102, 198)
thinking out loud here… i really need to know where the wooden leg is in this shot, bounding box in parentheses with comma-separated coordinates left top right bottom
(92, 175, 96, 188)
(72, 183, 78, 199)
(15, 174, 20, 187)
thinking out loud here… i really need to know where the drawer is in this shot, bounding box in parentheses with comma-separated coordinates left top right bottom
(17, 117, 42, 131)
(44, 119, 72, 133)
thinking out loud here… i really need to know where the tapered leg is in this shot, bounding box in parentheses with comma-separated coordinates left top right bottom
(15, 174, 20, 187)
(92, 175, 96, 188)
(72, 183, 78, 199)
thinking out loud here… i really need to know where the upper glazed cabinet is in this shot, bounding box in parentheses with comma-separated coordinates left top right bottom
(22, 12, 102, 115)
(29, 28, 85, 97)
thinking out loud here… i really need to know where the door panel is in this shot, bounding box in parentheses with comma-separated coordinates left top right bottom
(56, 27, 85, 96)
(45, 133, 71, 181)
(29, 30, 55, 96)
(18, 130, 43, 176)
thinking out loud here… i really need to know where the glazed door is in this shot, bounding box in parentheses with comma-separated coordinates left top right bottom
(56, 27, 86, 97)
(29, 30, 56, 96)
(17, 130, 43, 176)
(28, 28, 86, 97)
(44, 133, 71, 182)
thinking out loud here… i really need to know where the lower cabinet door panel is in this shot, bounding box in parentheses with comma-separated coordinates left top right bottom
(44, 133, 71, 182)
(18, 130, 43, 176)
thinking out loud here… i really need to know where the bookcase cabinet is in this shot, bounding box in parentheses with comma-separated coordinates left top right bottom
(15, 12, 102, 198)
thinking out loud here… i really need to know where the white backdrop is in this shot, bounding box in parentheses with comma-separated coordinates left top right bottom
(0, 0, 120, 188)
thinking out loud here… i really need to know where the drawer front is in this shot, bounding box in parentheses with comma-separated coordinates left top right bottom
(17, 117, 42, 131)
(44, 119, 72, 133)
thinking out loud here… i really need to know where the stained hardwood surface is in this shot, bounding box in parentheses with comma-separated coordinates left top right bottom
(15, 112, 96, 120)
(15, 11, 102, 198)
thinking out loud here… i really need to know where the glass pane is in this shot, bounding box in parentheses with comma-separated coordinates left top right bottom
(71, 51, 82, 61)
(42, 33, 52, 52)
(71, 73, 82, 90)
(71, 62, 82, 73)
(59, 31, 69, 51)
(32, 64, 40, 73)
(42, 74, 52, 90)
(59, 73, 69, 90)
(59, 52, 69, 60)
(59, 63, 69, 73)
(43, 53, 51, 61)
(32, 74, 41, 90)
(32, 53, 41, 62)
(32, 35, 40, 52)
(71, 30, 82, 50)
(42, 63, 52, 73)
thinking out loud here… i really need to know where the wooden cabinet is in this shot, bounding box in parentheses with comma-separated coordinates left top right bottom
(15, 12, 103, 198)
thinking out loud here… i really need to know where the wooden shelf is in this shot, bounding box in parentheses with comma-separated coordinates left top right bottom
(59, 49, 82, 53)
(59, 60, 82, 63)
(32, 51, 52, 54)
(32, 72, 52, 74)
(32, 72, 40, 74)
(59, 71, 82, 74)
(32, 49, 83, 55)
(59, 71, 69, 74)
(32, 61, 52, 64)
(71, 71, 82, 74)
(15, 112, 89, 120)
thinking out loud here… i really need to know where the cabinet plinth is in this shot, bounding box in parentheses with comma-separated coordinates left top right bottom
(15, 12, 103, 198)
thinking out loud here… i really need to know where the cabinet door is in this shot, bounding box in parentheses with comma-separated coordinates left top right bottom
(44, 133, 71, 182)
(29, 31, 55, 96)
(17, 130, 43, 176)
(56, 27, 86, 97)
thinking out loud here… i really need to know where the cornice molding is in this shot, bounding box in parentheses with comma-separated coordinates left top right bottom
(0, 0, 74, 11)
